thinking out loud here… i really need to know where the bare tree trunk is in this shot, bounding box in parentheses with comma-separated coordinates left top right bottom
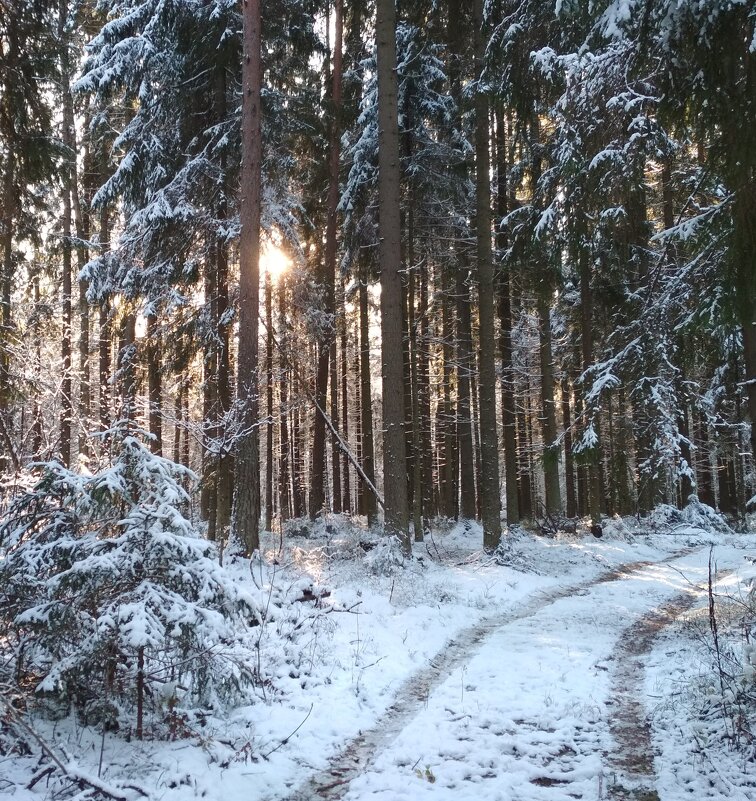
(146, 314, 162, 454)
(278, 276, 291, 522)
(292, 404, 305, 519)
(0, 146, 15, 471)
(358, 265, 377, 525)
(59, 2, 73, 466)
(340, 279, 352, 512)
(119, 313, 137, 428)
(233, 0, 263, 555)
(580, 244, 604, 520)
(456, 267, 476, 520)
(562, 378, 576, 518)
(473, 0, 501, 548)
(495, 106, 519, 524)
(201, 257, 218, 538)
(265, 272, 274, 530)
(440, 271, 457, 519)
(215, 238, 233, 541)
(418, 257, 432, 535)
(376, 0, 409, 548)
(538, 293, 561, 514)
(32, 271, 42, 457)
(310, 0, 344, 520)
(72, 126, 92, 458)
(517, 379, 534, 521)
(330, 338, 342, 514)
(98, 192, 112, 435)
(214, 71, 233, 543)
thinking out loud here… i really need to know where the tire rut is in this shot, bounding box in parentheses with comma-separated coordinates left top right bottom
(605, 568, 730, 800)
(275, 549, 698, 801)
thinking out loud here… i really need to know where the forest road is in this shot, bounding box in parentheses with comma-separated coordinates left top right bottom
(276, 547, 708, 801)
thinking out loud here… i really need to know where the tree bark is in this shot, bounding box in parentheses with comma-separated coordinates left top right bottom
(265, 272, 274, 530)
(358, 265, 377, 525)
(456, 267, 476, 520)
(473, 0, 501, 547)
(233, 0, 263, 555)
(538, 293, 561, 515)
(376, 0, 409, 548)
(495, 105, 519, 524)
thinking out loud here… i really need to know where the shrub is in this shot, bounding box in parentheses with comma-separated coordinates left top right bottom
(0, 433, 256, 734)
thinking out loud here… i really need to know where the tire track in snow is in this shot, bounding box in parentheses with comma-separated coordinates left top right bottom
(276, 549, 699, 801)
(604, 568, 730, 800)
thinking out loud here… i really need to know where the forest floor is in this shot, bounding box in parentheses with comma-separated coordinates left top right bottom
(4, 508, 756, 801)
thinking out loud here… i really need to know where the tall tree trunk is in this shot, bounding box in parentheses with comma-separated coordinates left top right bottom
(215, 72, 233, 543)
(201, 256, 218, 538)
(278, 276, 291, 522)
(340, 279, 352, 512)
(330, 338, 342, 513)
(376, 0, 409, 547)
(418, 257, 432, 535)
(215, 238, 233, 542)
(562, 378, 576, 518)
(119, 313, 137, 427)
(456, 267, 476, 520)
(265, 272, 274, 530)
(98, 161, 112, 436)
(0, 147, 15, 470)
(310, 0, 344, 520)
(495, 105, 519, 524)
(233, 0, 263, 555)
(517, 378, 534, 520)
(473, 0, 501, 547)
(292, 403, 304, 519)
(358, 265, 377, 525)
(73, 130, 92, 458)
(59, 2, 73, 466)
(146, 313, 162, 454)
(441, 270, 458, 519)
(538, 293, 561, 514)
(32, 271, 42, 456)
(579, 243, 604, 520)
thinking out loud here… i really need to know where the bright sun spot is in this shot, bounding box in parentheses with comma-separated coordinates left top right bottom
(260, 242, 291, 281)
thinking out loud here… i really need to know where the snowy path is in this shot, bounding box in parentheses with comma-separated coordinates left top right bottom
(277, 549, 710, 801)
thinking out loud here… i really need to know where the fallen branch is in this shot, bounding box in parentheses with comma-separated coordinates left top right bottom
(1, 690, 148, 800)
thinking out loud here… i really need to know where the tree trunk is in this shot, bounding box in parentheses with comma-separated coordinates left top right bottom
(473, 0, 501, 547)
(98, 196, 112, 435)
(310, 0, 343, 520)
(538, 293, 561, 515)
(330, 338, 342, 513)
(201, 256, 218, 538)
(418, 257, 432, 536)
(579, 243, 604, 520)
(495, 105, 519, 524)
(376, 0, 409, 548)
(265, 272, 274, 530)
(562, 378, 576, 518)
(340, 278, 351, 512)
(456, 267, 476, 520)
(59, 2, 73, 466)
(119, 313, 137, 427)
(146, 314, 162, 454)
(278, 276, 291, 522)
(233, 0, 263, 555)
(358, 265, 377, 525)
(215, 238, 233, 542)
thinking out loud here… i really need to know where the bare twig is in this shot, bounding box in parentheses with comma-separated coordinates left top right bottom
(261, 704, 313, 759)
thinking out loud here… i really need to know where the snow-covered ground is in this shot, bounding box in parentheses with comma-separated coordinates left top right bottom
(3, 511, 755, 800)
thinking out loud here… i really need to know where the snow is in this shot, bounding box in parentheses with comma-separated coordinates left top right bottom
(3, 518, 755, 800)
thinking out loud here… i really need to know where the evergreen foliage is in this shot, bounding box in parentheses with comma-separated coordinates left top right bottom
(0, 432, 257, 726)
